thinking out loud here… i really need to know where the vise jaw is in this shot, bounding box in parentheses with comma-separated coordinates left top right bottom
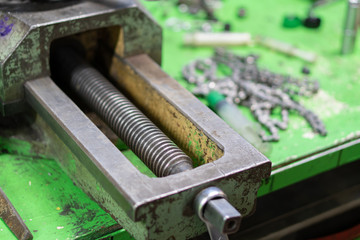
(0, 0, 161, 115)
(0, 1, 271, 239)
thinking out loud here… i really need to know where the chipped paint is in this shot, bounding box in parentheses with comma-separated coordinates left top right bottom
(0, 16, 14, 37)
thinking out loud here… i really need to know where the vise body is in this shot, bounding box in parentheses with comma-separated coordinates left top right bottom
(0, 1, 271, 239)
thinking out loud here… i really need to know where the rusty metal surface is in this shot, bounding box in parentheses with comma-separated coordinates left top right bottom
(106, 54, 225, 166)
(0, 0, 162, 116)
(0, 188, 33, 240)
(25, 73, 270, 239)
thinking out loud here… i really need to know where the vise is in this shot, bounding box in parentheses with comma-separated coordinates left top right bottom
(0, 1, 271, 239)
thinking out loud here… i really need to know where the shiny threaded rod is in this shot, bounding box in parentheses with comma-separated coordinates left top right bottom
(51, 46, 193, 177)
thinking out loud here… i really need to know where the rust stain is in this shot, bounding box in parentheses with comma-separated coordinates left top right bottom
(105, 54, 224, 166)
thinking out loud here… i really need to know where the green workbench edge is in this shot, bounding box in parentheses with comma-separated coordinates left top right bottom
(258, 139, 360, 196)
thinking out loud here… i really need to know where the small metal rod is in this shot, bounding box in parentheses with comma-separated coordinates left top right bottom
(341, 0, 360, 54)
(51, 45, 193, 177)
(308, 0, 339, 17)
(0, 188, 33, 240)
(194, 186, 242, 240)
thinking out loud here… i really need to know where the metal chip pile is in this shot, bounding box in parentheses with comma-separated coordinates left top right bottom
(182, 48, 327, 141)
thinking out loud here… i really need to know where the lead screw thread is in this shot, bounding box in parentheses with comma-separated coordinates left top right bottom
(52, 46, 193, 177)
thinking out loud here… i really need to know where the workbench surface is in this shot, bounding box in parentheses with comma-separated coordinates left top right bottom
(141, 0, 360, 195)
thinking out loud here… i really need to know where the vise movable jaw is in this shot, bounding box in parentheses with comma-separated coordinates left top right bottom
(0, 1, 271, 239)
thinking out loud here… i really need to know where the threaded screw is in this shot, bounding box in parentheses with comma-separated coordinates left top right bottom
(51, 46, 193, 177)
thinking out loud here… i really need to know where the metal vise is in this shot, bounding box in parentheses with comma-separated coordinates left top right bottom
(0, 1, 271, 239)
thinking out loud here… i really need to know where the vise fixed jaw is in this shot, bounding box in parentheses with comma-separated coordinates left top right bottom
(0, 0, 162, 116)
(1, 1, 271, 240)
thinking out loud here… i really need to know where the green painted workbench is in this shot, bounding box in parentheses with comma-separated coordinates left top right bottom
(140, 0, 360, 195)
(1, 0, 360, 239)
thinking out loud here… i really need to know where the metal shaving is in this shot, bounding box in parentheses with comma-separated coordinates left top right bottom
(182, 48, 327, 141)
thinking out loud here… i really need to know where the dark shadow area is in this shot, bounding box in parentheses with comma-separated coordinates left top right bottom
(0, 108, 43, 142)
(0, 0, 80, 12)
(0, 0, 134, 12)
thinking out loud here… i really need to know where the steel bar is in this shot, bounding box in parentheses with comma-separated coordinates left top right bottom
(0, 188, 33, 240)
(341, 0, 360, 54)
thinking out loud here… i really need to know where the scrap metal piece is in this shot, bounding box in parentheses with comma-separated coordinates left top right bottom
(256, 36, 317, 63)
(0, 188, 33, 240)
(182, 49, 326, 142)
(341, 0, 360, 54)
(184, 32, 252, 46)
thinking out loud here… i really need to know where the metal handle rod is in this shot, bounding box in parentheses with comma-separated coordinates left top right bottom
(194, 187, 242, 240)
(341, 0, 360, 54)
(51, 46, 192, 177)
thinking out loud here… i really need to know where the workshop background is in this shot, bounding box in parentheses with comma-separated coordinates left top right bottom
(1, 0, 360, 239)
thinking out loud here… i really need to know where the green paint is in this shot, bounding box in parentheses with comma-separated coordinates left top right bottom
(271, 151, 340, 193)
(115, 139, 129, 151)
(0, 138, 119, 240)
(114, 139, 156, 177)
(188, 140, 192, 148)
(339, 141, 360, 166)
(33, 114, 149, 240)
(121, 150, 156, 178)
(101, 229, 136, 240)
(0, 136, 32, 155)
